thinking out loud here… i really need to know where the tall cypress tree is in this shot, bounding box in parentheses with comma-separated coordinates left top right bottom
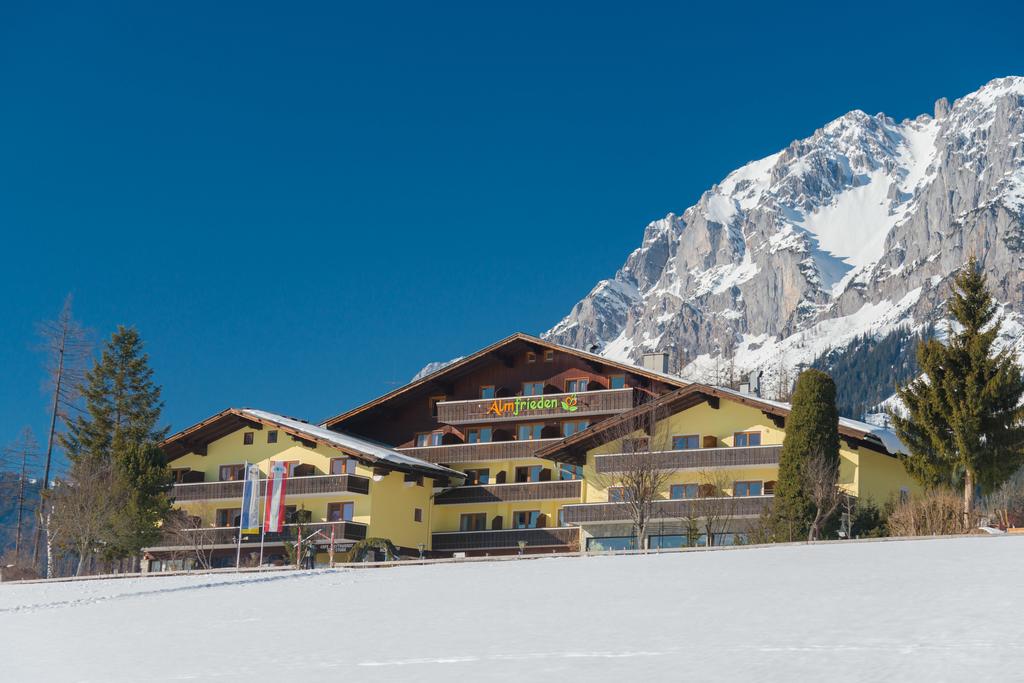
(772, 369, 841, 541)
(60, 326, 171, 561)
(890, 258, 1024, 522)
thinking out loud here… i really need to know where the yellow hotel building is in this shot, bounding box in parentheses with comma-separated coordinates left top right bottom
(144, 334, 920, 568)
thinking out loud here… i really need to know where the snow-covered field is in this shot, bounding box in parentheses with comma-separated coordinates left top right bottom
(2, 536, 1022, 682)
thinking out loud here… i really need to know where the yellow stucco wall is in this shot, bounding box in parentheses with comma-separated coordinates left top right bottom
(169, 425, 432, 548)
(579, 396, 917, 503)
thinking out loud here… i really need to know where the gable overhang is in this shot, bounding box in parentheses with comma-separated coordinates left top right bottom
(534, 384, 902, 464)
(160, 408, 462, 481)
(319, 332, 687, 430)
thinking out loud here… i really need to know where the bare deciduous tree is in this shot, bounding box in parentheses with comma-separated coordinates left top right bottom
(804, 448, 845, 542)
(5, 428, 40, 559)
(681, 468, 742, 547)
(163, 505, 220, 571)
(591, 400, 676, 548)
(33, 294, 91, 568)
(48, 460, 119, 576)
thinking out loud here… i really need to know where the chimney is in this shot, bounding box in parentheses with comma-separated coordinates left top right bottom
(641, 352, 669, 374)
(748, 370, 763, 397)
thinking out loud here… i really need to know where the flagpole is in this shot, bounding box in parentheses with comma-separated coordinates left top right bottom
(258, 467, 266, 570)
(235, 461, 246, 570)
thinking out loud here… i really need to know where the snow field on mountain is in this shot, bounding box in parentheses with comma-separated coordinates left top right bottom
(2, 536, 1022, 682)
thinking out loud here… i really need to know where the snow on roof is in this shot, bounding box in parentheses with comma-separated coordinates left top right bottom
(710, 386, 908, 455)
(240, 409, 464, 479)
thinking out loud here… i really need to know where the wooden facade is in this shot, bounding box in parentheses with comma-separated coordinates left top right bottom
(431, 527, 579, 552)
(171, 474, 371, 502)
(593, 445, 782, 473)
(433, 480, 582, 505)
(561, 496, 772, 524)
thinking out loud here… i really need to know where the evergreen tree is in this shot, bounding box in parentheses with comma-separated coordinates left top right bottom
(889, 258, 1024, 522)
(62, 326, 167, 462)
(772, 369, 841, 541)
(59, 326, 171, 562)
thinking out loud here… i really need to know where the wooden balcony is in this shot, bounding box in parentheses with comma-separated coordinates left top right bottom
(171, 474, 371, 502)
(436, 388, 634, 425)
(434, 479, 582, 505)
(149, 520, 368, 550)
(562, 495, 773, 524)
(397, 438, 562, 464)
(432, 526, 580, 552)
(594, 445, 782, 473)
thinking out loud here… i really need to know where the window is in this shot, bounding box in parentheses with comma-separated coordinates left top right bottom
(608, 486, 626, 502)
(480, 385, 496, 399)
(522, 381, 544, 396)
(414, 508, 423, 523)
(171, 469, 190, 483)
(559, 463, 583, 480)
(460, 513, 487, 531)
(517, 423, 545, 440)
(243, 432, 254, 445)
(622, 436, 649, 453)
(544, 350, 554, 362)
(512, 510, 540, 529)
(416, 431, 444, 447)
(219, 464, 244, 481)
(557, 507, 567, 526)
(327, 502, 354, 522)
(330, 457, 359, 475)
(428, 395, 445, 417)
(526, 352, 537, 363)
(562, 420, 589, 437)
(764, 480, 776, 495)
(648, 534, 709, 549)
(586, 536, 636, 551)
(609, 375, 626, 390)
(672, 434, 700, 450)
(463, 468, 490, 485)
(734, 431, 762, 447)
(215, 508, 241, 527)
(565, 378, 589, 393)
(670, 483, 700, 499)
(467, 427, 492, 444)
(267, 430, 278, 444)
(733, 481, 763, 497)
(514, 465, 543, 483)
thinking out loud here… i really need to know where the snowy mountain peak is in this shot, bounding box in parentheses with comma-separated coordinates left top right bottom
(545, 77, 1024, 405)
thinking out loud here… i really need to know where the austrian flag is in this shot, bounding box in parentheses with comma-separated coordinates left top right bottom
(264, 462, 289, 533)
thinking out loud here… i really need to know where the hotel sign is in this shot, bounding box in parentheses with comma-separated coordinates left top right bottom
(486, 393, 579, 417)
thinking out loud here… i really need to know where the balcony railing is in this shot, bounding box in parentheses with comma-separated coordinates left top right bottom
(561, 495, 773, 524)
(431, 526, 580, 552)
(433, 479, 582, 505)
(149, 520, 369, 549)
(171, 474, 371, 502)
(397, 438, 562, 464)
(594, 445, 782, 473)
(436, 388, 634, 425)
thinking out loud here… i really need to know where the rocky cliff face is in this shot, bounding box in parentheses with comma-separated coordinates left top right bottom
(545, 77, 1024, 400)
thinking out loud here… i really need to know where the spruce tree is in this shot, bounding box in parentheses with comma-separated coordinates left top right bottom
(60, 326, 171, 562)
(890, 258, 1024, 522)
(772, 369, 841, 541)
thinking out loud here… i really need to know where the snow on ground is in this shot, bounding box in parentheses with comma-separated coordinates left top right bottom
(2, 536, 1022, 682)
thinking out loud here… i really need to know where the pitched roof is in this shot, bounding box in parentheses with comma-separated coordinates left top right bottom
(535, 383, 907, 463)
(320, 332, 688, 429)
(160, 408, 464, 480)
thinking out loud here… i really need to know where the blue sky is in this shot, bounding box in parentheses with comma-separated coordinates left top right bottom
(2, 2, 1022, 470)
